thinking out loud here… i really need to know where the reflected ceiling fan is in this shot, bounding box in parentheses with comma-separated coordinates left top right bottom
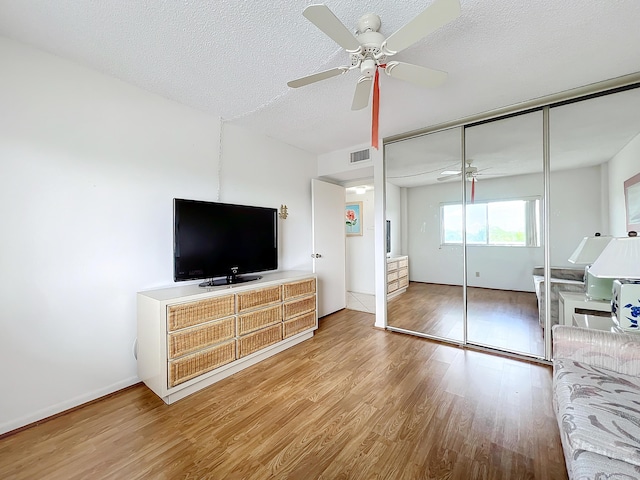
(438, 160, 487, 202)
(287, 0, 461, 112)
(437, 160, 488, 182)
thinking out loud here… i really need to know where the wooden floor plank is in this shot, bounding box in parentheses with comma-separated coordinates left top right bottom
(0, 309, 566, 479)
(388, 283, 543, 356)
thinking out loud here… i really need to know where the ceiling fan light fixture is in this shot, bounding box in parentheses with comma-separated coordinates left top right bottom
(360, 58, 377, 76)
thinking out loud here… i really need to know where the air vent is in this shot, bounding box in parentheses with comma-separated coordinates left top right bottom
(350, 149, 370, 164)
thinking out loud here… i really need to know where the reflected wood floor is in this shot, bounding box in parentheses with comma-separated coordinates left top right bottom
(388, 283, 544, 356)
(0, 309, 565, 479)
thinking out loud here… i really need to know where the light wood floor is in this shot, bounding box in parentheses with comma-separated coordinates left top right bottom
(388, 283, 544, 356)
(0, 309, 566, 479)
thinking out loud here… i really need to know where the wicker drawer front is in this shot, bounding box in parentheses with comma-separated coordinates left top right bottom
(398, 258, 408, 268)
(237, 305, 282, 336)
(168, 340, 236, 388)
(283, 278, 316, 300)
(237, 286, 282, 313)
(167, 316, 235, 360)
(388, 281, 399, 293)
(398, 275, 409, 289)
(167, 295, 235, 331)
(283, 295, 316, 320)
(283, 312, 316, 339)
(387, 271, 398, 282)
(237, 324, 282, 358)
(387, 261, 399, 272)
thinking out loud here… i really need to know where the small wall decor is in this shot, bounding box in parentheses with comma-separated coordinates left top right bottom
(625, 172, 640, 232)
(346, 201, 363, 236)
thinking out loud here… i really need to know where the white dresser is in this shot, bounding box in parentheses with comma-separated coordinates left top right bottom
(387, 255, 409, 299)
(137, 271, 317, 404)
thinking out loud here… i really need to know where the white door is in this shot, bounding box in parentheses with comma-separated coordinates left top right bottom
(311, 179, 346, 317)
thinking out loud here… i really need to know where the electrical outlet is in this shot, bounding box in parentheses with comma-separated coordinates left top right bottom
(475, 271, 480, 277)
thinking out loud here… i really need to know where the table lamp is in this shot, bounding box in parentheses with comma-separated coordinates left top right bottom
(568, 233, 613, 300)
(589, 232, 640, 332)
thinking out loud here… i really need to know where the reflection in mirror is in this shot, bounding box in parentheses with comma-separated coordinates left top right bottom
(549, 87, 640, 334)
(385, 127, 464, 342)
(464, 111, 544, 356)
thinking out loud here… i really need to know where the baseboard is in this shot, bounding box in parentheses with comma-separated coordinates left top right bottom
(0, 376, 140, 437)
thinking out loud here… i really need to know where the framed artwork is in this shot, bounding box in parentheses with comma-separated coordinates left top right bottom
(345, 202, 363, 236)
(624, 172, 640, 233)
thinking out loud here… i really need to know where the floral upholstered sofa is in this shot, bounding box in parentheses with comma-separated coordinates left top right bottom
(552, 325, 640, 479)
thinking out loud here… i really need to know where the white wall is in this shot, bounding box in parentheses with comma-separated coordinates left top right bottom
(608, 132, 640, 236)
(0, 37, 316, 435)
(385, 182, 402, 257)
(404, 166, 604, 292)
(405, 179, 465, 287)
(317, 142, 374, 181)
(219, 123, 316, 271)
(549, 165, 608, 265)
(345, 189, 375, 294)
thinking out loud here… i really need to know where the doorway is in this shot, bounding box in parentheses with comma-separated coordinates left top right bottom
(344, 183, 376, 314)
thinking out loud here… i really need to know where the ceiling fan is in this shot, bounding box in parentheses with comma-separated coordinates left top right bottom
(287, 0, 461, 111)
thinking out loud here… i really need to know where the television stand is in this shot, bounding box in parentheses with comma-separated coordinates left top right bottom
(199, 275, 263, 287)
(137, 271, 318, 404)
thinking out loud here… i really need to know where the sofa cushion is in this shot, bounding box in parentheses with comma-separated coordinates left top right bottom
(554, 358, 640, 467)
(570, 450, 640, 480)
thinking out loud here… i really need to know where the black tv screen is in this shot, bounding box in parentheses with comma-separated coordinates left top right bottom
(173, 199, 278, 285)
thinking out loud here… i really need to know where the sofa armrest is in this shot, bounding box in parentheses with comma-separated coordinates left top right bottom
(552, 325, 640, 376)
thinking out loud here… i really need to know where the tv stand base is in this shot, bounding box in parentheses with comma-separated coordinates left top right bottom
(199, 275, 263, 287)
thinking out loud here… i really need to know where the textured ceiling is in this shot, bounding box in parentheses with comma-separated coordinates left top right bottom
(1, 0, 639, 155)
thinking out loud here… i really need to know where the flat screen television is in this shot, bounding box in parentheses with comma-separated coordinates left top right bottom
(173, 198, 278, 287)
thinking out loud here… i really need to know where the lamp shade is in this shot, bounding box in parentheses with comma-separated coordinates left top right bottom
(589, 237, 640, 279)
(568, 235, 612, 265)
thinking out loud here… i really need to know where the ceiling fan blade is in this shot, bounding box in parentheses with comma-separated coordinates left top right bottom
(383, 0, 461, 55)
(351, 76, 373, 110)
(287, 67, 349, 88)
(385, 61, 447, 88)
(303, 4, 361, 52)
(437, 172, 462, 181)
(440, 170, 460, 175)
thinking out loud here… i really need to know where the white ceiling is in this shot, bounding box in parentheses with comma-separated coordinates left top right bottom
(1, 0, 639, 155)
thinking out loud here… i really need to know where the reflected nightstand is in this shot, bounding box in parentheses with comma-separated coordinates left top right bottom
(558, 291, 610, 326)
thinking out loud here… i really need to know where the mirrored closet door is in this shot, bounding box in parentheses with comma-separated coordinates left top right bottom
(382, 81, 640, 360)
(548, 86, 640, 340)
(385, 127, 464, 342)
(464, 111, 545, 356)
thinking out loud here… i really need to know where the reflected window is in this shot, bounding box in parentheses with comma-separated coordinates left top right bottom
(441, 198, 540, 246)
